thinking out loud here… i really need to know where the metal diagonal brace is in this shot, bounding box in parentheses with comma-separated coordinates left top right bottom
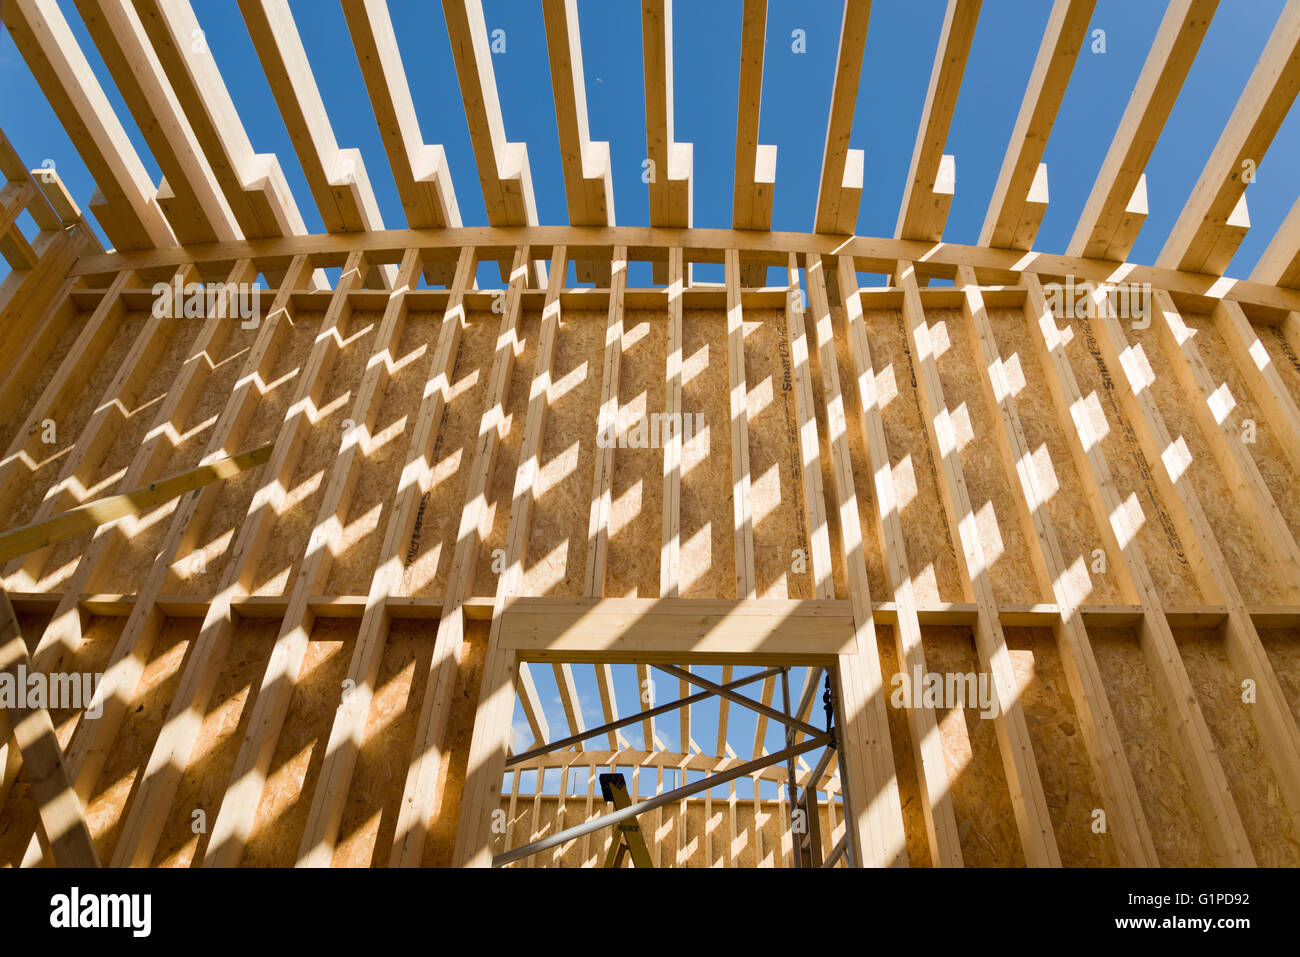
(655, 664, 822, 738)
(509, 666, 783, 766)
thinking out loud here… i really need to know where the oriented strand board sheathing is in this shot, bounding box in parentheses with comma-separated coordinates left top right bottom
(1175, 627, 1300, 866)
(877, 626, 934, 867)
(471, 310, 540, 596)
(169, 311, 324, 598)
(930, 307, 1046, 606)
(986, 306, 1123, 605)
(5, 311, 141, 531)
(829, 305, 887, 601)
(331, 618, 435, 867)
(1129, 321, 1288, 605)
(34, 313, 198, 592)
(251, 315, 379, 596)
(324, 313, 443, 595)
(1058, 313, 1203, 604)
(0, 615, 125, 866)
(84, 618, 198, 862)
(1002, 626, 1118, 866)
(149, 618, 282, 867)
(680, 309, 736, 598)
(743, 308, 806, 600)
(863, 309, 964, 604)
(1258, 323, 1300, 410)
(1258, 628, 1300, 731)
(401, 310, 497, 597)
(0, 306, 84, 454)
(422, 617, 489, 866)
(521, 308, 603, 597)
(607, 310, 666, 598)
(103, 323, 264, 594)
(242, 619, 359, 867)
(1088, 626, 1215, 866)
(922, 625, 1024, 866)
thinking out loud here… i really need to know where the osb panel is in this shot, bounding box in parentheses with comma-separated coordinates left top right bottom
(1258, 628, 1300, 732)
(86, 617, 198, 862)
(400, 310, 503, 596)
(0, 306, 86, 455)
(324, 311, 444, 595)
(520, 308, 603, 597)
(470, 310, 539, 597)
(829, 305, 887, 601)
(986, 306, 1123, 605)
(1129, 321, 1287, 606)
(921, 624, 1024, 866)
(680, 308, 736, 598)
(168, 309, 323, 597)
(0, 614, 125, 866)
(744, 308, 807, 600)
(1184, 316, 1300, 578)
(6, 311, 140, 531)
(863, 310, 964, 604)
(1257, 323, 1300, 412)
(1003, 626, 1118, 866)
(1175, 627, 1300, 866)
(421, 616, 489, 867)
(104, 320, 264, 594)
(1088, 626, 1215, 866)
(1059, 314, 1202, 604)
(607, 309, 666, 598)
(150, 617, 282, 867)
(34, 313, 199, 592)
(331, 618, 436, 868)
(877, 625, 933, 867)
(250, 314, 380, 596)
(929, 308, 1044, 606)
(239, 619, 359, 866)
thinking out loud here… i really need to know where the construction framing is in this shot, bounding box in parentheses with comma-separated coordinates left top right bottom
(1, 0, 1299, 868)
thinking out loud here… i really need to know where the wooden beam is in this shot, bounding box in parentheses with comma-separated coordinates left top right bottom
(441, 1, 541, 255)
(1068, 0, 1217, 260)
(0, 590, 99, 866)
(1, 0, 176, 249)
(341, 0, 461, 231)
(1157, 5, 1300, 275)
(979, 0, 1096, 250)
(732, 0, 776, 240)
(725, 249, 757, 600)
(294, 246, 474, 866)
(74, 0, 240, 245)
(642, 0, 692, 233)
(203, 250, 424, 866)
(1215, 299, 1300, 479)
(813, 1, 871, 235)
(236, 0, 389, 261)
(109, 252, 369, 867)
(954, 264, 1157, 865)
(1250, 191, 1300, 289)
(63, 224, 1300, 317)
(897, 259, 1060, 865)
(390, 246, 532, 866)
(1022, 274, 1255, 865)
(805, 255, 908, 866)
(896, 0, 980, 242)
(836, 259, 964, 867)
(1087, 283, 1300, 840)
(133, 0, 315, 243)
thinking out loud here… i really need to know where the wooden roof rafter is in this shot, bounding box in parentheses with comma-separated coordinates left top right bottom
(812, 0, 871, 236)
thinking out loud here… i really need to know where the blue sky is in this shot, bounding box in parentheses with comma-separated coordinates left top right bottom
(1, 0, 1296, 796)
(2, 0, 1296, 285)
